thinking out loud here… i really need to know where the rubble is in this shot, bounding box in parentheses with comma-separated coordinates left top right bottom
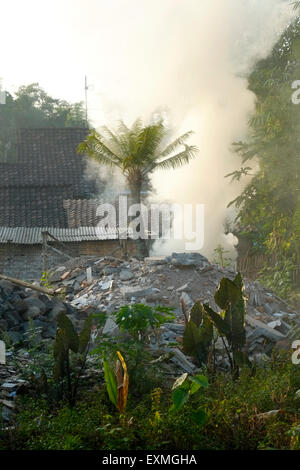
(44, 252, 300, 366)
(1, 251, 300, 420)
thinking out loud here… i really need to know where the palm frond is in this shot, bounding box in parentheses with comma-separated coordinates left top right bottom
(100, 125, 128, 156)
(150, 145, 198, 172)
(78, 130, 123, 169)
(134, 123, 167, 165)
(159, 131, 194, 158)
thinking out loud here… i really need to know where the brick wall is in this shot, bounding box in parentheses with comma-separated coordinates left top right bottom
(0, 240, 136, 280)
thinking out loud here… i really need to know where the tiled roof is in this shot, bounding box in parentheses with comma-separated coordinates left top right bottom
(0, 128, 92, 228)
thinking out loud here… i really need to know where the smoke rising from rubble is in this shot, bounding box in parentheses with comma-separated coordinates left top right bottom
(80, 0, 294, 259)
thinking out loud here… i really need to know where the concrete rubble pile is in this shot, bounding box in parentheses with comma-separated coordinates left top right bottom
(48, 251, 300, 364)
(1, 252, 300, 423)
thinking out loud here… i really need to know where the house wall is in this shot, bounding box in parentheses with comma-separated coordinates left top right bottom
(0, 240, 136, 280)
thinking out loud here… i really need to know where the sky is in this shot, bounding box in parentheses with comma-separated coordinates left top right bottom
(0, 0, 296, 257)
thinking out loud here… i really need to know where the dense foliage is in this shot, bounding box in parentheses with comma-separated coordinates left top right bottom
(230, 16, 300, 296)
(0, 82, 86, 129)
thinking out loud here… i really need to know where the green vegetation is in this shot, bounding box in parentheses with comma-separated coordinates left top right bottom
(0, 82, 86, 129)
(228, 14, 300, 299)
(1, 282, 299, 450)
(1, 352, 299, 450)
(183, 273, 249, 377)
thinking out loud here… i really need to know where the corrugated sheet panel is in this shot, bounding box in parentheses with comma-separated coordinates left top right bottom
(0, 227, 119, 244)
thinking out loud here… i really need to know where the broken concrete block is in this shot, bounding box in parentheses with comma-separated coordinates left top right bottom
(166, 252, 209, 268)
(119, 269, 134, 281)
(246, 315, 285, 341)
(167, 347, 196, 373)
(102, 317, 120, 336)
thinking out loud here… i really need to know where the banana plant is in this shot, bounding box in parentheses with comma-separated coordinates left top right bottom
(103, 351, 129, 415)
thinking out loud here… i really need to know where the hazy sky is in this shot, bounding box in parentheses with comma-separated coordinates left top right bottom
(0, 0, 296, 256)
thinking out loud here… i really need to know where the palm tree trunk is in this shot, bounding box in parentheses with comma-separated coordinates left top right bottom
(128, 181, 149, 259)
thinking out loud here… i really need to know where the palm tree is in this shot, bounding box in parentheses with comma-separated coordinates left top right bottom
(78, 118, 198, 258)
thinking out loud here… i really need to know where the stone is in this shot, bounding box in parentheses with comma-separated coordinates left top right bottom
(0, 280, 14, 294)
(144, 257, 167, 265)
(6, 331, 23, 345)
(102, 317, 120, 336)
(43, 324, 57, 339)
(119, 269, 134, 281)
(167, 348, 196, 373)
(176, 283, 191, 293)
(166, 252, 209, 268)
(121, 286, 159, 301)
(163, 323, 185, 334)
(23, 297, 46, 319)
(2, 405, 14, 422)
(13, 297, 28, 314)
(246, 315, 285, 341)
(47, 300, 67, 321)
(180, 292, 193, 308)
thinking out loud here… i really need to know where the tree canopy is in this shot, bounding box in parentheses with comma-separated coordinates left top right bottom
(229, 15, 300, 269)
(0, 82, 86, 129)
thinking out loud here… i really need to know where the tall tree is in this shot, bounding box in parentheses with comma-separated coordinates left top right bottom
(78, 118, 198, 258)
(0, 82, 87, 129)
(228, 15, 300, 289)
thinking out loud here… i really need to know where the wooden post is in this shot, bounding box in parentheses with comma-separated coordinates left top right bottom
(42, 231, 48, 272)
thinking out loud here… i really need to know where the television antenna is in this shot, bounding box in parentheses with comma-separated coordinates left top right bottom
(84, 76, 94, 127)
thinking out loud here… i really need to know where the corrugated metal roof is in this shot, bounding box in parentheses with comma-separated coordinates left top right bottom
(0, 227, 120, 244)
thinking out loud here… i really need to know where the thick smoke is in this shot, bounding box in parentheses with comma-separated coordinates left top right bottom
(81, 0, 294, 259)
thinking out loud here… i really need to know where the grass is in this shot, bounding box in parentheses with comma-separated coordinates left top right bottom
(1, 350, 299, 450)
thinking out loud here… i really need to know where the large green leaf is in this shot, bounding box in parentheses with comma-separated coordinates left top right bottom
(183, 321, 201, 356)
(78, 314, 93, 354)
(103, 358, 118, 407)
(203, 305, 230, 338)
(214, 277, 241, 310)
(53, 329, 66, 381)
(197, 316, 214, 364)
(224, 274, 246, 348)
(171, 386, 190, 411)
(57, 312, 79, 353)
(189, 302, 204, 327)
(172, 373, 188, 391)
(189, 374, 209, 395)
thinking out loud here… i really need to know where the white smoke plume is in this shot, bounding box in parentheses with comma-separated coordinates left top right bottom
(79, 0, 295, 259)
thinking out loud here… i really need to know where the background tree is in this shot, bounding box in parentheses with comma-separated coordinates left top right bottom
(228, 14, 300, 296)
(78, 118, 198, 258)
(0, 82, 87, 129)
(0, 82, 87, 162)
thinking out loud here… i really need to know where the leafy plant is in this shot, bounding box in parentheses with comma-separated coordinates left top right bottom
(103, 351, 129, 414)
(113, 303, 175, 340)
(212, 244, 233, 268)
(258, 257, 295, 299)
(170, 372, 208, 426)
(183, 301, 213, 366)
(40, 271, 54, 290)
(52, 312, 93, 407)
(183, 273, 249, 376)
